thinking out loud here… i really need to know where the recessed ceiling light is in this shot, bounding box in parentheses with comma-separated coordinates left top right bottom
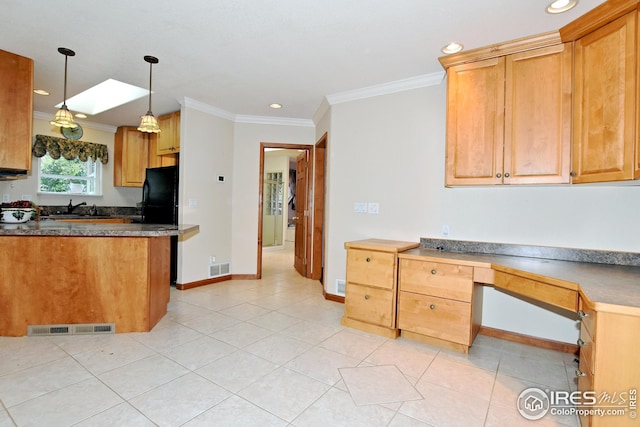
(269, 103, 283, 109)
(546, 0, 578, 14)
(34, 89, 50, 96)
(57, 78, 148, 115)
(441, 42, 464, 55)
(74, 113, 87, 119)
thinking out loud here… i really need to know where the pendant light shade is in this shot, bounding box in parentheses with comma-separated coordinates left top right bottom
(138, 55, 161, 133)
(50, 47, 78, 128)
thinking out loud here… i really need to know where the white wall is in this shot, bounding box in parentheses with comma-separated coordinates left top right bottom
(231, 122, 315, 274)
(324, 81, 640, 343)
(178, 106, 234, 284)
(0, 115, 141, 207)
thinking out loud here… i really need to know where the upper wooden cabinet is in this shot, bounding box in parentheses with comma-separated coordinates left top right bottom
(0, 49, 33, 173)
(148, 134, 177, 168)
(565, 9, 639, 183)
(114, 126, 149, 187)
(156, 111, 180, 155)
(441, 34, 572, 186)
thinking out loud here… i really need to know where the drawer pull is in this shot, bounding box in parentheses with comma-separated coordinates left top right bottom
(577, 338, 585, 347)
(575, 369, 586, 377)
(578, 310, 589, 319)
(430, 269, 437, 275)
(364, 294, 370, 300)
(429, 304, 436, 310)
(366, 257, 371, 263)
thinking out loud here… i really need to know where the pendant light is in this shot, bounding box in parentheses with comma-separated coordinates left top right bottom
(138, 55, 161, 133)
(50, 47, 78, 128)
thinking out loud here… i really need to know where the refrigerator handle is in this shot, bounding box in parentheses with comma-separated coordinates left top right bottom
(141, 178, 150, 222)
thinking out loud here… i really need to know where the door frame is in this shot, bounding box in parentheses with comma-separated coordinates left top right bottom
(311, 133, 327, 281)
(257, 142, 314, 279)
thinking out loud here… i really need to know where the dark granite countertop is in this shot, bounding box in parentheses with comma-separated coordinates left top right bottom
(399, 238, 640, 314)
(0, 221, 198, 237)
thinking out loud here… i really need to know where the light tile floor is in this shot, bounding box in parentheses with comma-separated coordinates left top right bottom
(0, 245, 581, 426)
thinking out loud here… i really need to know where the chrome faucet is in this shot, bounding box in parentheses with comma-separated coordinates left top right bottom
(67, 199, 86, 214)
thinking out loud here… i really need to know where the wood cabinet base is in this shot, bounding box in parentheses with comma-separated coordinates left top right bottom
(400, 330, 471, 354)
(0, 235, 170, 336)
(340, 316, 400, 339)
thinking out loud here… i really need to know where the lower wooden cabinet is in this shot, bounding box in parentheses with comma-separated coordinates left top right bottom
(397, 258, 482, 353)
(576, 296, 640, 427)
(341, 239, 419, 338)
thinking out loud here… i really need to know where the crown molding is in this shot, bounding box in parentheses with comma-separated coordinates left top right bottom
(326, 71, 446, 105)
(235, 114, 314, 127)
(33, 111, 117, 133)
(312, 98, 331, 125)
(181, 97, 236, 121)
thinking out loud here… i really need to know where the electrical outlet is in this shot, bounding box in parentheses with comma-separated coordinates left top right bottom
(209, 256, 216, 264)
(2, 194, 9, 203)
(442, 225, 450, 236)
(188, 198, 198, 208)
(367, 202, 379, 214)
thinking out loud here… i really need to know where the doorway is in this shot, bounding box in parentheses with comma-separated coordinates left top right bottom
(257, 138, 326, 280)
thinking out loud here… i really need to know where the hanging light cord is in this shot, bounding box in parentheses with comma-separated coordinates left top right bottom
(146, 59, 153, 114)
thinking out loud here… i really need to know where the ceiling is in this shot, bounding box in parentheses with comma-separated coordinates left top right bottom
(2, 0, 605, 129)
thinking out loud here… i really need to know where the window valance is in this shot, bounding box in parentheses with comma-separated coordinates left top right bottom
(32, 134, 109, 164)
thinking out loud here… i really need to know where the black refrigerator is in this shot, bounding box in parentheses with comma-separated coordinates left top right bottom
(142, 166, 179, 285)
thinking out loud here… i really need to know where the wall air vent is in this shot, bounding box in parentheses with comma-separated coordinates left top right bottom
(27, 323, 115, 336)
(209, 262, 231, 278)
(336, 279, 346, 296)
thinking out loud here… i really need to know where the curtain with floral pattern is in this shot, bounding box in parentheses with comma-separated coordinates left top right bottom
(32, 134, 109, 164)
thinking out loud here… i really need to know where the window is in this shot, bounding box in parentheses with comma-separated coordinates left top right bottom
(38, 154, 102, 195)
(265, 172, 283, 215)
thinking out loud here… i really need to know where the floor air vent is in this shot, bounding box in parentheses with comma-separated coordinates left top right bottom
(209, 262, 231, 278)
(27, 323, 115, 336)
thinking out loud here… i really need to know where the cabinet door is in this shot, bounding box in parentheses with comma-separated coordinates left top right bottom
(572, 12, 638, 183)
(445, 57, 505, 186)
(114, 127, 149, 187)
(504, 44, 572, 184)
(148, 134, 177, 168)
(0, 49, 33, 171)
(157, 111, 180, 155)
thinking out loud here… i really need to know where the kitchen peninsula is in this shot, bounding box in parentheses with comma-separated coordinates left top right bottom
(0, 221, 198, 337)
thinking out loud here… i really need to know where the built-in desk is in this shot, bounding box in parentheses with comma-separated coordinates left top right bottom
(355, 239, 640, 427)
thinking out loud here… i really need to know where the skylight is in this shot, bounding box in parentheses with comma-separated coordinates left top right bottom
(56, 79, 148, 115)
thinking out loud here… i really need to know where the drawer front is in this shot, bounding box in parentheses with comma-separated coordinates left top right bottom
(493, 271, 578, 312)
(577, 360, 594, 427)
(578, 296, 597, 338)
(399, 259, 473, 302)
(397, 292, 472, 345)
(344, 283, 395, 328)
(347, 249, 395, 289)
(578, 321, 595, 375)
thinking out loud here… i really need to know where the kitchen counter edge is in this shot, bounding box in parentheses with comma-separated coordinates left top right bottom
(0, 222, 199, 237)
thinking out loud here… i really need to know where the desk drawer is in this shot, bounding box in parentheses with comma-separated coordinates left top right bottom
(399, 259, 473, 302)
(344, 283, 395, 328)
(397, 292, 472, 346)
(493, 271, 578, 312)
(347, 249, 395, 289)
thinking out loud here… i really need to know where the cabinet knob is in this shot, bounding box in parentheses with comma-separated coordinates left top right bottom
(570, 171, 577, 177)
(496, 173, 502, 178)
(504, 172, 510, 178)
(364, 294, 370, 300)
(429, 304, 436, 310)
(577, 310, 589, 319)
(431, 269, 437, 275)
(577, 338, 585, 347)
(575, 369, 586, 377)
(366, 257, 371, 263)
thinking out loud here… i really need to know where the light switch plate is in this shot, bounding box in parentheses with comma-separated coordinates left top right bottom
(2, 194, 9, 203)
(367, 202, 379, 214)
(353, 202, 367, 213)
(188, 198, 198, 208)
